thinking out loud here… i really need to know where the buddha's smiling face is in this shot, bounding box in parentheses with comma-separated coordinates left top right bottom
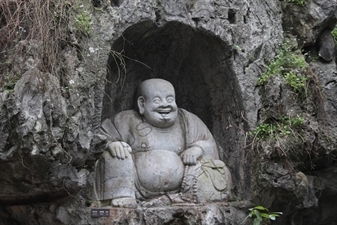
(138, 79, 178, 128)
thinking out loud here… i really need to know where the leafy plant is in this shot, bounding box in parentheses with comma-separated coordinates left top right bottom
(332, 25, 337, 46)
(285, 116, 305, 128)
(284, 72, 307, 92)
(250, 123, 274, 140)
(250, 116, 305, 141)
(243, 205, 282, 225)
(258, 45, 308, 93)
(75, 11, 93, 36)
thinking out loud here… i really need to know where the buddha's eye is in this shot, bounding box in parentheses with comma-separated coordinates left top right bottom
(153, 98, 161, 104)
(167, 97, 174, 103)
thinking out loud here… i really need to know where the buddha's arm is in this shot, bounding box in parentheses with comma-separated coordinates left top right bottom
(100, 111, 135, 159)
(181, 109, 219, 160)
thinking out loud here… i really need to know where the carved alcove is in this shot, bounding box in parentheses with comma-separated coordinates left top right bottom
(102, 20, 250, 199)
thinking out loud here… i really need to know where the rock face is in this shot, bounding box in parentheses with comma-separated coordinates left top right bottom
(282, 0, 337, 46)
(0, 0, 336, 224)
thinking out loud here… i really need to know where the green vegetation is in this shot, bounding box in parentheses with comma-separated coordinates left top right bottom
(283, 72, 307, 92)
(258, 45, 308, 93)
(75, 11, 93, 36)
(243, 205, 282, 225)
(250, 116, 305, 141)
(252, 42, 323, 162)
(332, 25, 337, 45)
(285, 0, 306, 6)
(2, 73, 21, 92)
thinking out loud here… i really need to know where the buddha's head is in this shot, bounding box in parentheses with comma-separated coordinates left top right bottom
(137, 78, 178, 128)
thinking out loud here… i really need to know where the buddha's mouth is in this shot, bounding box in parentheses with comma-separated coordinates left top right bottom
(157, 108, 171, 115)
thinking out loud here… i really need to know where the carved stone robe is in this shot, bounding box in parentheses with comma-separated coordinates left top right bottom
(94, 109, 232, 202)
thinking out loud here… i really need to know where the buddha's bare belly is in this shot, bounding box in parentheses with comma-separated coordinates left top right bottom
(134, 150, 184, 192)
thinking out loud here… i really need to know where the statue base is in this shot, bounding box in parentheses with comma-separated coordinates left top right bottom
(88, 201, 250, 225)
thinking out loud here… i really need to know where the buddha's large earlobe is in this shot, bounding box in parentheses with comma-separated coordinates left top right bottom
(137, 96, 145, 115)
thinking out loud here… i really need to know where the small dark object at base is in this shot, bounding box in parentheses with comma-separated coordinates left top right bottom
(91, 208, 110, 218)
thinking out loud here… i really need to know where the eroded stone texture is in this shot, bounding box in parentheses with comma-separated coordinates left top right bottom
(0, 0, 337, 224)
(311, 60, 337, 128)
(0, 66, 88, 203)
(282, 0, 337, 46)
(317, 30, 335, 62)
(254, 35, 337, 225)
(0, 201, 250, 225)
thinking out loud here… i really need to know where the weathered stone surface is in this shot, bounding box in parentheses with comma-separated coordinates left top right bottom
(310, 60, 337, 128)
(0, 202, 250, 225)
(282, 0, 337, 46)
(255, 34, 337, 225)
(0, 0, 337, 224)
(317, 30, 335, 61)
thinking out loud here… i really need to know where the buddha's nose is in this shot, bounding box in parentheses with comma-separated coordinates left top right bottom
(161, 99, 170, 106)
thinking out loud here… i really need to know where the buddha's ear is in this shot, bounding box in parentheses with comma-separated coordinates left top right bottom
(137, 96, 145, 115)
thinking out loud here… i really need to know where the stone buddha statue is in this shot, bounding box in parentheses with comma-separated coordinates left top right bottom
(94, 78, 232, 208)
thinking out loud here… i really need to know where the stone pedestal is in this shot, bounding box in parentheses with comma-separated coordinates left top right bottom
(88, 202, 249, 225)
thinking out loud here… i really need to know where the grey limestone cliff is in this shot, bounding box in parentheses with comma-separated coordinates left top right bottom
(0, 0, 337, 224)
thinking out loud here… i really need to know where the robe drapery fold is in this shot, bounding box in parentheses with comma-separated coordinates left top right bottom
(95, 109, 231, 201)
(100, 109, 219, 158)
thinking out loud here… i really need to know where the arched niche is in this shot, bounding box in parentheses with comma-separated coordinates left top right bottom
(102, 21, 249, 197)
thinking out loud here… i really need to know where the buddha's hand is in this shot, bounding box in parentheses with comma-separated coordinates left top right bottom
(106, 141, 132, 159)
(180, 146, 203, 165)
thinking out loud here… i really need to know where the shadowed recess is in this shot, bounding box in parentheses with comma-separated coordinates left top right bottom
(103, 20, 250, 199)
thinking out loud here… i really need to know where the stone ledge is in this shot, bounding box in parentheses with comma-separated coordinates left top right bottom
(88, 201, 250, 225)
